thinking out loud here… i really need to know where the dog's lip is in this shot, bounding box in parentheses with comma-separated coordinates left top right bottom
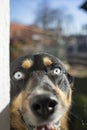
(18, 110, 58, 130)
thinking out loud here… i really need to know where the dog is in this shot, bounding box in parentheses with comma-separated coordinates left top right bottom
(10, 53, 73, 130)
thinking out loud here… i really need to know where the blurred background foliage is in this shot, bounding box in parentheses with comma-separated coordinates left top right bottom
(10, 0, 87, 129)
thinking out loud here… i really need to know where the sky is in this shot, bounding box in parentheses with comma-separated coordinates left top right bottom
(10, 0, 87, 34)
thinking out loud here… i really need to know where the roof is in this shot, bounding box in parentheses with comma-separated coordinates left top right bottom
(10, 23, 27, 31)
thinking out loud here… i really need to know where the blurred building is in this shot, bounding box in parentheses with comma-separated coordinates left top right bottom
(10, 23, 59, 60)
(64, 2, 87, 66)
(66, 35, 87, 65)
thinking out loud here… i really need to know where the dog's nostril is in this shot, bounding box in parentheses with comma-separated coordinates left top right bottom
(33, 103, 41, 111)
(48, 100, 57, 111)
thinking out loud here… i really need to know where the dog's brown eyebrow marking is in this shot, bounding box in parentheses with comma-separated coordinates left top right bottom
(21, 59, 33, 69)
(43, 57, 53, 66)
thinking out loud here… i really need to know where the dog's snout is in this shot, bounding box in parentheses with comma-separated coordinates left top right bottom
(30, 95, 58, 119)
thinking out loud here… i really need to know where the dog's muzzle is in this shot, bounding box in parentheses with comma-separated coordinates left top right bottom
(22, 72, 65, 130)
(30, 94, 58, 119)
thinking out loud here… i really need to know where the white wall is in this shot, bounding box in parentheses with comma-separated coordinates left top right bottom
(0, 0, 10, 129)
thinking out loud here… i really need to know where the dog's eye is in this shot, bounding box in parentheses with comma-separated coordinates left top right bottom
(14, 71, 24, 80)
(54, 68, 61, 75)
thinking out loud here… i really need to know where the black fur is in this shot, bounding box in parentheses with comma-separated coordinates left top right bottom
(10, 53, 73, 99)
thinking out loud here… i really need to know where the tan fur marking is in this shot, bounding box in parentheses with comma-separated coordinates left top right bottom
(22, 59, 32, 69)
(61, 111, 69, 130)
(53, 86, 72, 108)
(10, 92, 26, 130)
(43, 57, 53, 66)
(11, 92, 23, 111)
(53, 87, 72, 130)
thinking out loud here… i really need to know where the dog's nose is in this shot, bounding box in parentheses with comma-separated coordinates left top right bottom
(30, 95, 58, 119)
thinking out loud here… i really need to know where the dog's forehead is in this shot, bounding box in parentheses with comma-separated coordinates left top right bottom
(11, 53, 64, 73)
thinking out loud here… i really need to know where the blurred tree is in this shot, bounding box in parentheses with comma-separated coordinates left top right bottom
(34, 0, 67, 59)
(63, 14, 74, 34)
(35, 0, 64, 31)
(35, 0, 51, 30)
(82, 24, 87, 34)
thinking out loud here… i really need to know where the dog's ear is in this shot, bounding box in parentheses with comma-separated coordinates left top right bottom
(66, 73, 74, 88)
